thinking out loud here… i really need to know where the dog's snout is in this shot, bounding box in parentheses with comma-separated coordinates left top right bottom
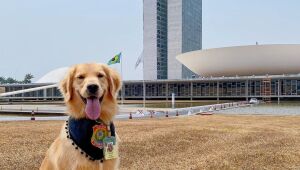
(87, 84, 99, 94)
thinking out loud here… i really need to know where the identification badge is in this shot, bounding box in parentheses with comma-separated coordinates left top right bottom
(103, 136, 118, 160)
(91, 124, 108, 149)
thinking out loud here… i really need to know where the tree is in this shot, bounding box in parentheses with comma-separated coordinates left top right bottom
(23, 73, 34, 84)
(6, 77, 18, 84)
(0, 73, 34, 84)
(0, 77, 4, 84)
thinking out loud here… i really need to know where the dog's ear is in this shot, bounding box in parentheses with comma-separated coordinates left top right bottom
(104, 66, 122, 99)
(59, 66, 76, 102)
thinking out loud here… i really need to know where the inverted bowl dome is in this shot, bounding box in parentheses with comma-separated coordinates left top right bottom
(176, 44, 300, 77)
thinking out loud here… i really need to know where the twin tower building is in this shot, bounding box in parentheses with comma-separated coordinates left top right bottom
(143, 0, 202, 80)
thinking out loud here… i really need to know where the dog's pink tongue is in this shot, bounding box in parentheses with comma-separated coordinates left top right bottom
(85, 98, 101, 120)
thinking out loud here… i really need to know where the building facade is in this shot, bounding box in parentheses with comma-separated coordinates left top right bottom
(168, 0, 202, 79)
(2, 75, 300, 101)
(143, 0, 202, 80)
(123, 75, 300, 101)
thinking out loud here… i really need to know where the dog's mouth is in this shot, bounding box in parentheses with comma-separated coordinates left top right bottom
(79, 93, 104, 120)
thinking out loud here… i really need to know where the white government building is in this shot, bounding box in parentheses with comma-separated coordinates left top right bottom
(1, 44, 300, 102)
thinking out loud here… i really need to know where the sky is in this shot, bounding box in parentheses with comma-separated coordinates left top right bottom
(0, 0, 300, 81)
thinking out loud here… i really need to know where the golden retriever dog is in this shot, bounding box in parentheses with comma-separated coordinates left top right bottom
(40, 63, 121, 170)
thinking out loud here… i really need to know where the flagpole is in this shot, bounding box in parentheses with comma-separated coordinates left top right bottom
(121, 52, 124, 105)
(134, 51, 145, 110)
(142, 52, 146, 109)
(143, 75, 145, 109)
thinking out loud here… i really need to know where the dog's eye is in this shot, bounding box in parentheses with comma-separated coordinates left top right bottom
(97, 73, 104, 78)
(77, 75, 85, 79)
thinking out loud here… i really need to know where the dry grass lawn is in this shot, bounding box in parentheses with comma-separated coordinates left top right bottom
(0, 115, 300, 170)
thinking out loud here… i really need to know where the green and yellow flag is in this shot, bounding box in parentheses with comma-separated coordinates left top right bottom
(107, 53, 121, 65)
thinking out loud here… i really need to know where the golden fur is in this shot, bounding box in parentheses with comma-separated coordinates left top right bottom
(40, 63, 121, 170)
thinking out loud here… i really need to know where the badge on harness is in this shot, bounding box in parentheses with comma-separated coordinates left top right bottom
(103, 136, 118, 160)
(91, 124, 108, 149)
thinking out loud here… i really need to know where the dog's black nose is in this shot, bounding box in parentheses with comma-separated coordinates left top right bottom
(87, 84, 99, 94)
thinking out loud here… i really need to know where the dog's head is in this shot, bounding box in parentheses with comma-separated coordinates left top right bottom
(59, 63, 121, 123)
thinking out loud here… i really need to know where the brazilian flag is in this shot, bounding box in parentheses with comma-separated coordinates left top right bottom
(107, 53, 121, 65)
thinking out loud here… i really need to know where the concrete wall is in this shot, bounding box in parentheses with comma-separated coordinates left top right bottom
(168, 0, 183, 79)
(143, 0, 157, 80)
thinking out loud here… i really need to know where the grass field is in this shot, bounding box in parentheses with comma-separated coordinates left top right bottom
(0, 115, 300, 169)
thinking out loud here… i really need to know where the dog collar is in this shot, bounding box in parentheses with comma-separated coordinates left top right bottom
(65, 117, 116, 162)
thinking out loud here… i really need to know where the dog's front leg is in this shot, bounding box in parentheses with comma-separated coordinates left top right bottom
(102, 158, 119, 170)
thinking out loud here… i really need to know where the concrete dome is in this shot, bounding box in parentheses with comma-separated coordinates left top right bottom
(36, 67, 69, 83)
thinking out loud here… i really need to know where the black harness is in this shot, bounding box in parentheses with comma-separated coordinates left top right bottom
(65, 117, 115, 162)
